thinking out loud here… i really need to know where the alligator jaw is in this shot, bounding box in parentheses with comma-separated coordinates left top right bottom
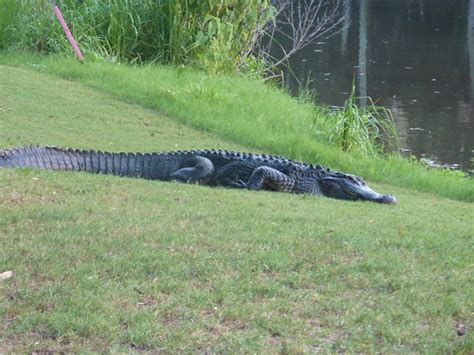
(374, 194, 397, 205)
(346, 186, 398, 204)
(341, 183, 398, 204)
(319, 175, 398, 204)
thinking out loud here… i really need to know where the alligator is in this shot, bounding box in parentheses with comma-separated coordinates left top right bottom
(0, 145, 397, 204)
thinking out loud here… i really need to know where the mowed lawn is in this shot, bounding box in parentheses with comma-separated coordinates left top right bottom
(1, 66, 473, 353)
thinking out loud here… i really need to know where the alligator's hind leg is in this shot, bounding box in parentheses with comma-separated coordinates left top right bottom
(246, 166, 295, 192)
(169, 156, 215, 184)
(213, 161, 254, 187)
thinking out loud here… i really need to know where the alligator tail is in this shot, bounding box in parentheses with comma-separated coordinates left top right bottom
(0, 145, 166, 179)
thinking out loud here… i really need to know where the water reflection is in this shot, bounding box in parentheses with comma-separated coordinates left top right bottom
(341, 0, 352, 54)
(469, 0, 474, 100)
(358, 0, 368, 107)
(282, 0, 474, 173)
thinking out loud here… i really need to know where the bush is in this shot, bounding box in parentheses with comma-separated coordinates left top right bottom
(2, 0, 273, 73)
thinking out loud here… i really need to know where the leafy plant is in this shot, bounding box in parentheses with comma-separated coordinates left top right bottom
(3, 0, 273, 73)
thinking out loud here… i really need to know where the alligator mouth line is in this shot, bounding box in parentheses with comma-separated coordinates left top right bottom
(341, 187, 397, 204)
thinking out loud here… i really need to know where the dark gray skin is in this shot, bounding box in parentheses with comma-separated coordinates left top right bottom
(0, 145, 397, 204)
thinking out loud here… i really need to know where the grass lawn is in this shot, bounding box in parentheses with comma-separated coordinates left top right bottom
(1, 52, 473, 203)
(1, 65, 473, 352)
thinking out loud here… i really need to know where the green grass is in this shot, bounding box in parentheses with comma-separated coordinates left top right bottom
(0, 65, 243, 152)
(1, 62, 473, 352)
(0, 52, 472, 203)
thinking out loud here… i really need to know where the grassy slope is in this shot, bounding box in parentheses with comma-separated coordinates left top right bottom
(1, 66, 473, 353)
(0, 52, 473, 203)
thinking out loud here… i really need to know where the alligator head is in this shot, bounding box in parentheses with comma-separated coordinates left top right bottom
(317, 171, 397, 204)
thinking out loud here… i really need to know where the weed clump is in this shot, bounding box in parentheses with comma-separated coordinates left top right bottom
(326, 84, 400, 157)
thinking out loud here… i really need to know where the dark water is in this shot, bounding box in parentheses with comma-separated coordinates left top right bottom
(282, 0, 474, 173)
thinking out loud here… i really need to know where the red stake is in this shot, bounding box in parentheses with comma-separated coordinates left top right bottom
(51, 1, 84, 61)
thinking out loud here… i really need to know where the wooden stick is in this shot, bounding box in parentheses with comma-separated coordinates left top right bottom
(51, 1, 84, 61)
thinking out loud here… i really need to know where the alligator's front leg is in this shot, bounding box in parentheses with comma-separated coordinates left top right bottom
(247, 166, 295, 192)
(169, 156, 215, 184)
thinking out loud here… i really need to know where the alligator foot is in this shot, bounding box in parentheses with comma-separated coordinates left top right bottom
(229, 179, 247, 189)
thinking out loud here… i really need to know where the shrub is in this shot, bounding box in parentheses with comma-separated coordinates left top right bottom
(3, 0, 273, 73)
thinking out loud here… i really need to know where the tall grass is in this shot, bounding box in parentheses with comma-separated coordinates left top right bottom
(326, 84, 400, 157)
(0, 0, 17, 49)
(2, 0, 272, 72)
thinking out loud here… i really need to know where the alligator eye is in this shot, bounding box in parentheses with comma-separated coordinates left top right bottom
(348, 176, 357, 183)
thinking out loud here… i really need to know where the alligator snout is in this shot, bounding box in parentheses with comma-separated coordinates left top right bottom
(377, 194, 397, 204)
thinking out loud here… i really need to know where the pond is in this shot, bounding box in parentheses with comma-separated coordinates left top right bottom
(280, 0, 474, 173)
